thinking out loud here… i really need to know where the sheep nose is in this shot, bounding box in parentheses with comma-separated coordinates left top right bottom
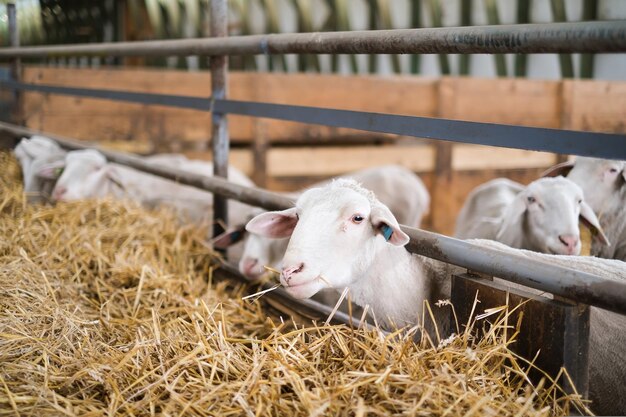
(241, 258, 260, 280)
(558, 234, 579, 252)
(281, 263, 305, 284)
(52, 185, 67, 201)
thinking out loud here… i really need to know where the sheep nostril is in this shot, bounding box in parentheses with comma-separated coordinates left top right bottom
(53, 186, 67, 200)
(281, 262, 305, 284)
(242, 258, 259, 276)
(558, 235, 579, 249)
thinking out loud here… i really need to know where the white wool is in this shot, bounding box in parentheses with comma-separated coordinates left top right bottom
(264, 179, 450, 331)
(566, 157, 626, 261)
(455, 177, 605, 256)
(238, 165, 430, 281)
(14, 136, 67, 202)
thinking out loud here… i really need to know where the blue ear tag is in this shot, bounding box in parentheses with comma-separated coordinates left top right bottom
(230, 230, 242, 242)
(381, 224, 393, 242)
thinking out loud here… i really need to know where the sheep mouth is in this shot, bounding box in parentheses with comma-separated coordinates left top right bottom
(283, 276, 320, 289)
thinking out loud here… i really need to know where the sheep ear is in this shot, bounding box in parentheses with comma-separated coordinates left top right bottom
(36, 160, 65, 180)
(496, 196, 527, 246)
(245, 207, 298, 238)
(579, 201, 610, 246)
(213, 225, 247, 249)
(105, 166, 125, 192)
(541, 160, 575, 178)
(370, 204, 410, 246)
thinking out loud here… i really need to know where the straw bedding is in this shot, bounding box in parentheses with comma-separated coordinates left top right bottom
(0, 151, 587, 416)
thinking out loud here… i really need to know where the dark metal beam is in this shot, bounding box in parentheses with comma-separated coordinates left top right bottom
(0, 22, 624, 59)
(403, 227, 626, 317)
(214, 99, 626, 160)
(4, 82, 625, 159)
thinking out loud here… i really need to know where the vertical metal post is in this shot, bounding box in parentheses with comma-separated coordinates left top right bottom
(8, 3, 22, 125)
(210, 0, 229, 243)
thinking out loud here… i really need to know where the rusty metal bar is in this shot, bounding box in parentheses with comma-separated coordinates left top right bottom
(403, 227, 626, 316)
(210, 0, 229, 242)
(1, 121, 625, 316)
(0, 122, 293, 211)
(0, 22, 624, 59)
(7, 3, 21, 125)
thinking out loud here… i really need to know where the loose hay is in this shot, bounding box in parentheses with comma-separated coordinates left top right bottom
(0, 151, 588, 416)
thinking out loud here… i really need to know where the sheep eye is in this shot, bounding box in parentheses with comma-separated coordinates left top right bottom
(295, 213, 299, 220)
(351, 214, 364, 224)
(527, 196, 536, 204)
(609, 168, 618, 174)
(578, 199, 582, 204)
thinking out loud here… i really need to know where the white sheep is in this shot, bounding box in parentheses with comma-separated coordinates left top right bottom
(544, 157, 626, 261)
(216, 165, 430, 280)
(247, 179, 625, 415)
(246, 178, 450, 329)
(14, 136, 66, 203)
(47, 149, 254, 228)
(454, 177, 609, 256)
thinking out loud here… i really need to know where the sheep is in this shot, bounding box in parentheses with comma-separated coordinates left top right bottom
(543, 157, 626, 261)
(469, 239, 626, 416)
(246, 178, 450, 330)
(454, 177, 609, 256)
(46, 149, 254, 228)
(247, 179, 625, 414)
(216, 165, 430, 280)
(14, 136, 67, 203)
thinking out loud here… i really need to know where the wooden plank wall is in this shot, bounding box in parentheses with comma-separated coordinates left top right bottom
(21, 67, 626, 235)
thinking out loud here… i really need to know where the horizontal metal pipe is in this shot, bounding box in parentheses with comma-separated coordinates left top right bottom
(0, 122, 293, 211)
(1, 121, 625, 316)
(0, 22, 624, 59)
(403, 227, 626, 316)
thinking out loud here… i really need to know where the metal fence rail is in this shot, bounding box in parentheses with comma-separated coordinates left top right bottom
(0, 21, 625, 58)
(1, 121, 625, 317)
(3, 80, 626, 160)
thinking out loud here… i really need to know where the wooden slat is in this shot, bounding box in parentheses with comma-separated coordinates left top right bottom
(562, 79, 626, 133)
(21, 67, 440, 145)
(252, 72, 439, 140)
(184, 144, 436, 178)
(439, 77, 562, 128)
(452, 145, 557, 170)
(22, 67, 254, 145)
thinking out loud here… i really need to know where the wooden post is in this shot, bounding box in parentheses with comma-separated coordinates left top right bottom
(252, 120, 268, 188)
(451, 274, 590, 398)
(430, 140, 453, 234)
